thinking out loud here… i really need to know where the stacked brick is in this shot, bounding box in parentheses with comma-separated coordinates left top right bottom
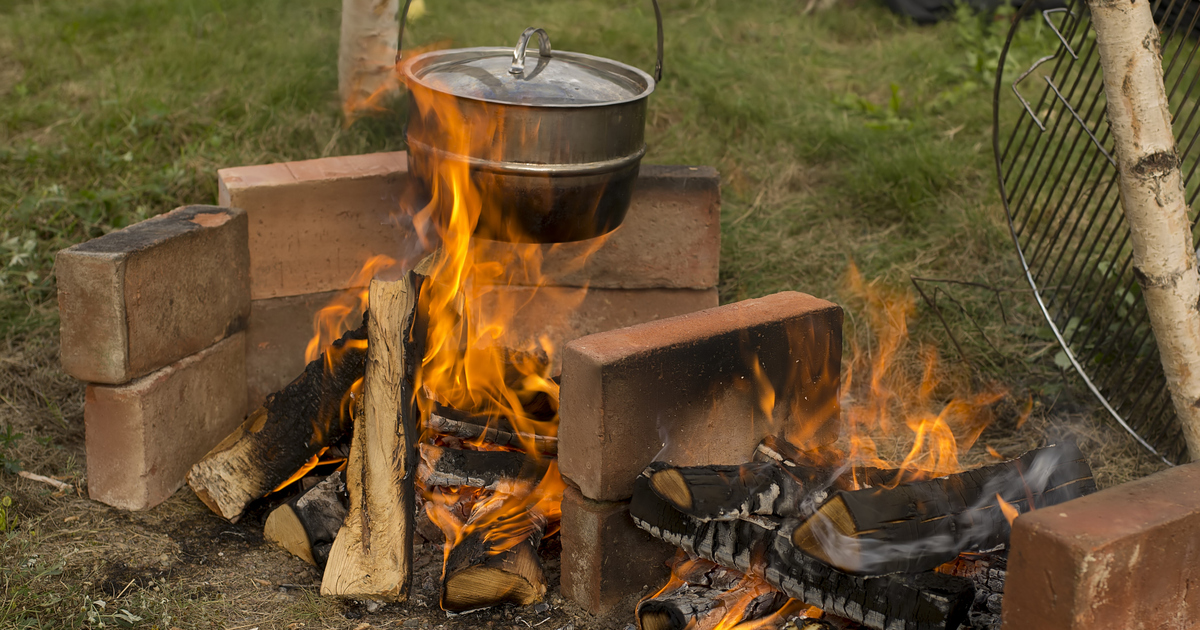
(557, 292, 845, 614)
(58, 151, 723, 511)
(56, 205, 251, 510)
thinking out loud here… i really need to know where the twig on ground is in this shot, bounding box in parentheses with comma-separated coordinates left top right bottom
(17, 471, 72, 492)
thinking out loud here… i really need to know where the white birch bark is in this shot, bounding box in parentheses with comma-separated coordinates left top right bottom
(1089, 0, 1200, 460)
(338, 0, 401, 115)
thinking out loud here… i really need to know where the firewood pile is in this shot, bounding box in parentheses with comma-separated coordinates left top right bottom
(630, 436, 1095, 630)
(185, 260, 565, 612)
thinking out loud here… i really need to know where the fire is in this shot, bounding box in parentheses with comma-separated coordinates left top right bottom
(639, 556, 808, 630)
(996, 493, 1020, 526)
(839, 263, 1006, 486)
(389, 40, 594, 577)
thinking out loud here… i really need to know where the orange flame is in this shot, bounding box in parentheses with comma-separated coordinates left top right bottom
(640, 556, 809, 630)
(996, 493, 1020, 526)
(841, 263, 1006, 485)
(389, 41, 603, 586)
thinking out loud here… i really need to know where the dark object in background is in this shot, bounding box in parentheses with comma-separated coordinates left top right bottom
(882, 0, 1064, 25)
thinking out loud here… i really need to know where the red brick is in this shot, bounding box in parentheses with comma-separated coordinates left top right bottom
(472, 286, 719, 373)
(559, 292, 842, 502)
(219, 153, 720, 301)
(469, 165, 720, 290)
(85, 333, 248, 511)
(244, 290, 364, 410)
(218, 152, 412, 301)
(56, 205, 250, 384)
(560, 485, 675, 615)
(1002, 461, 1200, 630)
(242, 286, 715, 412)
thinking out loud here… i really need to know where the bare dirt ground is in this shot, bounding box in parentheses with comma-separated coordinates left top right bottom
(0, 336, 1169, 629)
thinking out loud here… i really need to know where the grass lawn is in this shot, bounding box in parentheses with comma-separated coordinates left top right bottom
(0, 0, 1170, 627)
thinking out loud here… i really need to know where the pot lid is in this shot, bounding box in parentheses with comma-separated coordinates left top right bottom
(402, 27, 655, 107)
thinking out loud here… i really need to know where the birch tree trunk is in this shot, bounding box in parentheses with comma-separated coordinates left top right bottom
(1089, 0, 1200, 461)
(338, 0, 401, 116)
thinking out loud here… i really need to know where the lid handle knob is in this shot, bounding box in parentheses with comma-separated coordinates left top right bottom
(509, 27, 552, 76)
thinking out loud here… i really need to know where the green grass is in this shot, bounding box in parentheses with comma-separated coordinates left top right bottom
(1, 0, 1051, 339)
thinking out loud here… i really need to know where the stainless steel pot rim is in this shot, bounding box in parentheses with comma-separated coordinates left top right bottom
(401, 47, 656, 109)
(407, 138, 647, 175)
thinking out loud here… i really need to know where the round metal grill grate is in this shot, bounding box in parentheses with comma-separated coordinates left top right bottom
(994, 0, 1200, 465)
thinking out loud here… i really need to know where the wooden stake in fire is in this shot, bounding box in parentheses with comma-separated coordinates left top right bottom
(1088, 0, 1200, 461)
(321, 268, 424, 601)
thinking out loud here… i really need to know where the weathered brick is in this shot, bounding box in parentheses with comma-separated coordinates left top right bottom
(243, 286, 715, 410)
(469, 165, 720, 290)
(559, 292, 842, 502)
(560, 485, 675, 615)
(56, 205, 250, 385)
(474, 286, 719, 373)
(244, 290, 364, 410)
(85, 333, 248, 511)
(219, 153, 720, 300)
(218, 152, 414, 301)
(1002, 461, 1200, 630)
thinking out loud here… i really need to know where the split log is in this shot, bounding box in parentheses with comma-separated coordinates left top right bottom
(650, 436, 898, 523)
(417, 443, 552, 491)
(321, 270, 423, 601)
(264, 470, 349, 568)
(630, 465, 975, 630)
(790, 442, 1095, 576)
(1089, 0, 1200, 461)
(427, 408, 558, 455)
(441, 511, 547, 612)
(187, 322, 368, 522)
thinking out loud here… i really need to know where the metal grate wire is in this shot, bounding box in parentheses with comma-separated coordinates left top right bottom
(993, 0, 1200, 465)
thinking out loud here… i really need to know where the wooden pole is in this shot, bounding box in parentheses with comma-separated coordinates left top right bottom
(1089, 0, 1200, 460)
(338, 0, 401, 116)
(321, 271, 421, 600)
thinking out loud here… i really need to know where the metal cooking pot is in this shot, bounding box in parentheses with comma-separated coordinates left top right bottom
(397, 0, 663, 243)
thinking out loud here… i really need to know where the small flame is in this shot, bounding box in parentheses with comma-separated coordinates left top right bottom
(270, 447, 330, 494)
(841, 262, 1006, 485)
(640, 556, 807, 630)
(996, 493, 1020, 526)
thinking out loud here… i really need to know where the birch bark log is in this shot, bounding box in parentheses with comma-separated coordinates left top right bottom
(1089, 0, 1200, 460)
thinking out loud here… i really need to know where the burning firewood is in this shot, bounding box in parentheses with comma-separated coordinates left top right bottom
(417, 443, 552, 490)
(635, 558, 790, 630)
(789, 441, 1096, 576)
(647, 436, 897, 523)
(630, 464, 975, 630)
(321, 269, 425, 601)
(264, 469, 349, 568)
(426, 405, 558, 455)
(440, 508, 548, 612)
(187, 322, 368, 522)
(938, 551, 1006, 630)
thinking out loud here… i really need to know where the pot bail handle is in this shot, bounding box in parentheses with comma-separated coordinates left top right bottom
(510, 28, 551, 75)
(395, 0, 665, 83)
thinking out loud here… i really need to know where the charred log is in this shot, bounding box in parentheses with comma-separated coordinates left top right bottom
(636, 560, 788, 630)
(426, 410, 558, 455)
(791, 442, 1095, 575)
(631, 465, 974, 630)
(649, 436, 900, 523)
(321, 269, 425, 601)
(264, 470, 349, 568)
(187, 322, 367, 522)
(417, 443, 552, 490)
(938, 552, 1006, 630)
(441, 512, 547, 612)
